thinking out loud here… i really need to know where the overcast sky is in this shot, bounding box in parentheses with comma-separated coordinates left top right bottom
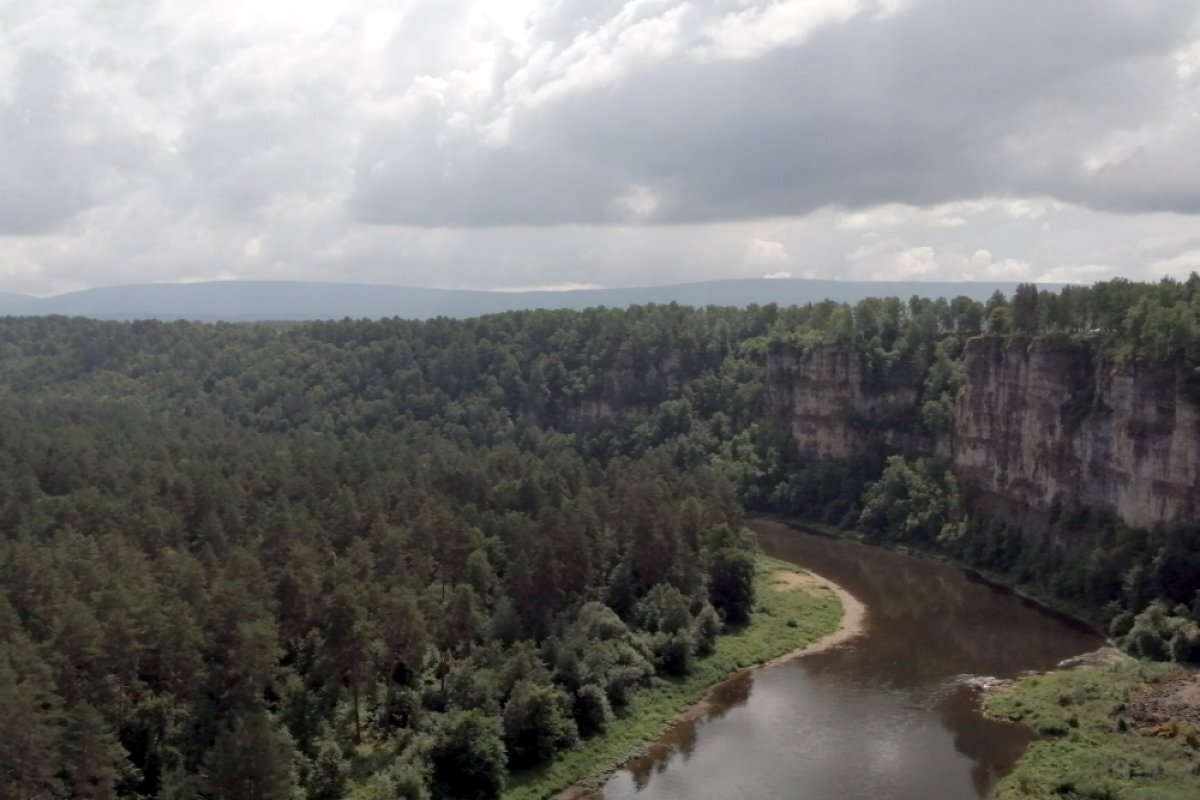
(2, 0, 1199, 295)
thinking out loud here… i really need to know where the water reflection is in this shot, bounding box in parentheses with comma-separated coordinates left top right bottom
(600, 521, 1105, 800)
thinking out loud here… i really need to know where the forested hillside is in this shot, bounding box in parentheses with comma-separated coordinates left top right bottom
(1, 275, 1198, 799)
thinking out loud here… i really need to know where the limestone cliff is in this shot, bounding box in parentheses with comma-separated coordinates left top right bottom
(764, 343, 928, 460)
(767, 337, 1200, 532)
(952, 336, 1200, 532)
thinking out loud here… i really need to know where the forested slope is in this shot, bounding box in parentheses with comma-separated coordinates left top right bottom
(1, 275, 1198, 799)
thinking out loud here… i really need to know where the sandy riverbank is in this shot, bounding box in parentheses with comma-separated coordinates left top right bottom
(678, 569, 866, 724)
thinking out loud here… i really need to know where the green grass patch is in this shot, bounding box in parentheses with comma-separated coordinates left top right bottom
(985, 663, 1200, 800)
(503, 555, 843, 799)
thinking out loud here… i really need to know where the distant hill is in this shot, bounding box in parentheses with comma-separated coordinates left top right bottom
(0, 279, 1056, 322)
(0, 291, 31, 306)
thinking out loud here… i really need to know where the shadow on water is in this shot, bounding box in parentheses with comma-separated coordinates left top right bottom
(600, 520, 1106, 800)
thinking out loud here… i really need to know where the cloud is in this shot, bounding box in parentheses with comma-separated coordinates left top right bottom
(0, 51, 150, 234)
(693, 0, 865, 62)
(1151, 249, 1200, 275)
(353, 0, 1200, 227)
(890, 246, 939, 279)
(1, 0, 1199, 295)
(744, 238, 789, 267)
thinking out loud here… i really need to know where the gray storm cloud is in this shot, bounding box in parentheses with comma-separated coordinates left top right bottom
(352, 0, 1200, 226)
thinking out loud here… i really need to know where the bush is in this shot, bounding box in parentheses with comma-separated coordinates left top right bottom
(553, 603, 654, 706)
(362, 762, 430, 800)
(635, 584, 692, 635)
(429, 710, 507, 799)
(694, 603, 722, 656)
(650, 631, 695, 677)
(1122, 601, 1200, 663)
(501, 681, 579, 769)
(572, 684, 613, 738)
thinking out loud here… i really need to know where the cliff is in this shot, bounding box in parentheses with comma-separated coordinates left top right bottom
(763, 343, 928, 461)
(952, 336, 1200, 533)
(767, 337, 1200, 533)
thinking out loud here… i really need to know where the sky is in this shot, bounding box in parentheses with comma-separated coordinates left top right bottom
(2, 0, 1200, 296)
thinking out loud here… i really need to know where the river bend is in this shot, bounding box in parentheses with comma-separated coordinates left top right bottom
(599, 520, 1104, 800)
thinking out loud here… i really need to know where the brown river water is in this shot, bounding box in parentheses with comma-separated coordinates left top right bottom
(598, 520, 1105, 800)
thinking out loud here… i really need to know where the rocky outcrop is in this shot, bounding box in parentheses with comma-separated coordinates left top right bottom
(767, 336, 1200, 533)
(764, 343, 927, 460)
(952, 336, 1200, 532)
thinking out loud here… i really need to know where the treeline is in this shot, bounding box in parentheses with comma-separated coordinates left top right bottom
(1, 274, 1199, 798)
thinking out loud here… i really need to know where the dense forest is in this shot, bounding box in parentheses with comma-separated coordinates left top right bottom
(1, 275, 1199, 799)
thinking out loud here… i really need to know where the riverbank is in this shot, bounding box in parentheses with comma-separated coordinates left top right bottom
(503, 554, 859, 800)
(985, 662, 1200, 799)
(675, 566, 866, 728)
(767, 516, 1200, 797)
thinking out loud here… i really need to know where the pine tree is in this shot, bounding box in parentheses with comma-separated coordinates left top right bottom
(202, 711, 297, 800)
(0, 639, 65, 800)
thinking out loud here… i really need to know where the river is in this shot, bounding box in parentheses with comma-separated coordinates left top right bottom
(598, 520, 1105, 800)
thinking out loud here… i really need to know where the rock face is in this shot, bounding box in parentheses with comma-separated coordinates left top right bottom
(764, 344, 927, 461)
(953, 336, 1200, 532)
(767, 336, 1200, 532)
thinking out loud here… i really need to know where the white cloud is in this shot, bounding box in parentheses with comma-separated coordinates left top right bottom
(762, 271, 793, 279)
(836, 201, 985, 231)
(1004, 199, 1048, 219)
(744, 238, 790, 267)
(1175, 39, 1200, 80)
(693, 0, 865, 62)
(890, 246, 938, 279)
(1151, 248, 1200, 276)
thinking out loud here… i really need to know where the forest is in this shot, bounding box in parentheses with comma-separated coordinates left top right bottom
(1, 275, 1199, 799)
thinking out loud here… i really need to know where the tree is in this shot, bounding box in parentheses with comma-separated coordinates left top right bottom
(202, 711, 298, 800)
(554, 603, 654, 706)
(707, 528, 756, 624)
(859, 456, 961, 544)
(571, 684, 613, 738)
(379, 588, 428, 722)
(61, 702, 132, 800)
(1011, 283, 1040, 334)
(429, 711, 506, 799)
(501, 682, 579, 768)
(304, 728, 348, 800)
(0, 639, 65, 800)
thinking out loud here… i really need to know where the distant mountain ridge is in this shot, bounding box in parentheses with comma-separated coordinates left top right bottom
(0, 291, 31, 305)
(0, 279, 1058, 322)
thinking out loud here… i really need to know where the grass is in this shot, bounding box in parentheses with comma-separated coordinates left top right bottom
(502, 554, 843, 799)
(985, 663, 1200, 800)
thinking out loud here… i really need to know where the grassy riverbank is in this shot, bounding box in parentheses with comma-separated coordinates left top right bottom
(985, 663, 1200, 800)
(503, 554, 844, 799)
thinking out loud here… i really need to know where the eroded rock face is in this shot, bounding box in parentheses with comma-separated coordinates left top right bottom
(763, 343, 926, 461)
(766, 337, 1200, 533)
(953, 336, 1200, 532)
